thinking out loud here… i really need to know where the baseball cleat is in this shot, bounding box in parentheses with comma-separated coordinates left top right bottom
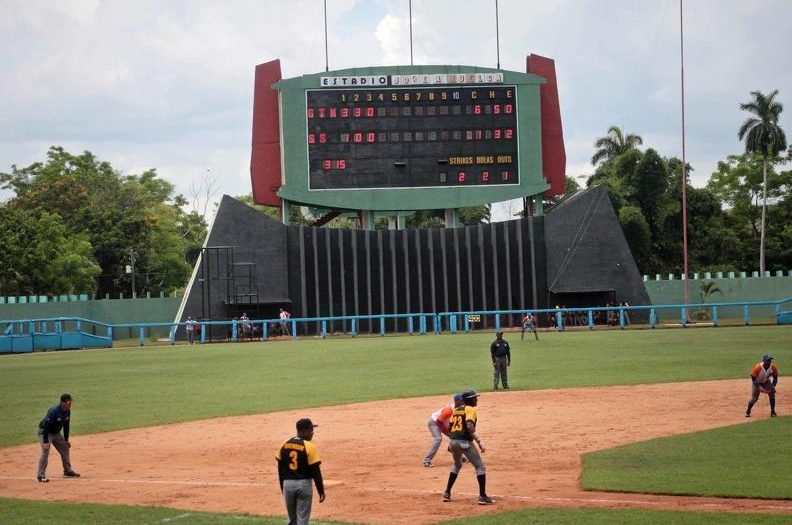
(442, 491, 451, 502)
(423, 462, 432, 468)
(745, 412, 751, 418)
(771, 412, 778, 417)
(36, 476, 49, 483)
(64, 470, 80, 477)
(478, 495, 495, 505)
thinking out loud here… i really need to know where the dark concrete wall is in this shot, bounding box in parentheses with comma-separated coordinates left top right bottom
(544, 185, 651, 313)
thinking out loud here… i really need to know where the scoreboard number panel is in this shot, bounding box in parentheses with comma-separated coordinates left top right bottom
(306, 85, 519, 190)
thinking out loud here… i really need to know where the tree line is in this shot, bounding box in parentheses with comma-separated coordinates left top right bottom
(0, 147, 207, 298)
(579, 89, 789, 275)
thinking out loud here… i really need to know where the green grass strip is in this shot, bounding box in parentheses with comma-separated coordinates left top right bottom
(582, 416, 792, 499)
(439, 506, 792, 524)
(0, 497, 359, 525)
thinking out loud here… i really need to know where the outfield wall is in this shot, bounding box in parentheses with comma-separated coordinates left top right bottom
(644, 275, 792, 320)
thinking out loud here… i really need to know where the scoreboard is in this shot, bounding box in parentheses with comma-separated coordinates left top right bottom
(306, 85, 519, 190)
(264, 65, 553, 212)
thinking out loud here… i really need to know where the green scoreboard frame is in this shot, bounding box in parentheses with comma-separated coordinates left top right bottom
(273, 65, 548, 211)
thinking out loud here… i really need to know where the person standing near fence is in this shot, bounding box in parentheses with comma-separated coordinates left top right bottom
(185, 316, 196, 345)
(746, 353, 778, 418)
(490, 331, 511, 390)
(279, 308, 291, 337)
(36, 393, 80, 482)
(276, 418, 325, 524)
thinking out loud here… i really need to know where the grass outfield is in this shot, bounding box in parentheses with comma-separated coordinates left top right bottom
(1, 325, 790, 524)
(1, 498, 790, 525)
(0, 325, 789, 446)
(582, 416, 792, 500)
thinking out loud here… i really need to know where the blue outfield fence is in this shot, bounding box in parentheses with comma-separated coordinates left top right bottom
(2, 297, 791, 352)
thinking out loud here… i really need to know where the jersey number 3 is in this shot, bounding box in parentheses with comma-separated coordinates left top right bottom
(289, 451, 299, 471)
(450, 415, 464, 432)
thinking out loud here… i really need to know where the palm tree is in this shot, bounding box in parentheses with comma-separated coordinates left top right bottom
(738, 90, 787, 275)
(591, 126, 643, 165)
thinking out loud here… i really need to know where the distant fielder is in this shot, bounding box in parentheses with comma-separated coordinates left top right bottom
(521, 312, 539, 341)
(745, 353, 778, 418)
(276, 418, 325, 525)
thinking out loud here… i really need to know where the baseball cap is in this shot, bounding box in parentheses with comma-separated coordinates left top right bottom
(296, 418, 318, 431)
(496, 331, 503, 336)
(762, 353, 774, 361)
(60, 393, 73, 402)
(453, 393, 463, 404)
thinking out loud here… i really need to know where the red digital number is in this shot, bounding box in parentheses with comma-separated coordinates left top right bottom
(475, 130, 483, 140)
(505, 129, 513, 139)
(474, 104, 481, 115)
(354, 132, 362, 143)
(319, 133, 327, 144)
(341, 107, 349, 118)
(337, 159, 346, 169)
(494, 129, 502, 139)
(318, 107, 326, 118)
(367, 132, 375, 143)
(329, 107, 337, 118)
(308, 133, 316, 144)
(482, 171, 490, 182)
(501, 171, 509, 181)
(366, 107, 374, 117)
(504, 104, 513, 114)
(458, 172, 466, 183)
(307, 108, 315, 119)
(493, 104, 500, 114)
(323, 160, 332, 171)
(353, 107, 362, 118)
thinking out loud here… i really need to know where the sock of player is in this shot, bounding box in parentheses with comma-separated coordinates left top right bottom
(445, 472, 458, 493)
(770, 396, 776, 413)
(477, 474, 487, 497)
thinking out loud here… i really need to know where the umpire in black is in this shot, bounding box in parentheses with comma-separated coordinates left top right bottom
(36, 393, 80, 482)
(490, 331, 511, 390)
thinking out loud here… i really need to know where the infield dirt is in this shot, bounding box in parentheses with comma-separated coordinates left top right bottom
(1, 379, 789, 524)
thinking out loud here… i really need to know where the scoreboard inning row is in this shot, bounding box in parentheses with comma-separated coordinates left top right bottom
(306, 85, 519, 190)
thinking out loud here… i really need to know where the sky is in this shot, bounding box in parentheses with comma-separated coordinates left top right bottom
(1, 0, 790, 221)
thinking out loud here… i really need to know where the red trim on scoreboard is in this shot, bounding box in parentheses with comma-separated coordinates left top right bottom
(526, 54, 566, 198)
(250, 59, 283, 207)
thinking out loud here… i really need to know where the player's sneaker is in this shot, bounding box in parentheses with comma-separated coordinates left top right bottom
(478, 495, 495, 505)
(442, 492, 451, 502)
(423, 462, 432, 468)
(64, 470, 80, 477)
(745, 412, 751, 418)
(36, 476, 49, 483)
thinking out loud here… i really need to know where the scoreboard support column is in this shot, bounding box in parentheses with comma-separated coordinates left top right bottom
(444, 209, 459, 228)
(359, 210, 374, 230)
(282, 200, 292, 225)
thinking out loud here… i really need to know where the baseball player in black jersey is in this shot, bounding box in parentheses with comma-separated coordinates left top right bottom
(442, 390, 494, 505)
(36, 393, 80, 482)
(276, 418, 325, 525)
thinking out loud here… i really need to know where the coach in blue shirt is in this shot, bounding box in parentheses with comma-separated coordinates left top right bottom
(36, 393, 80, 482)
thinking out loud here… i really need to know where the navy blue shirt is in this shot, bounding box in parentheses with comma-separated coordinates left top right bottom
(39, 404, 70, 443)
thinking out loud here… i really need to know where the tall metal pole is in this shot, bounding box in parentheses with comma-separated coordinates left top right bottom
(495, 0, 501, 69)
(323, 0, 329, 72)
(409, 0, 414, 66)
(679, 0, 690, 314)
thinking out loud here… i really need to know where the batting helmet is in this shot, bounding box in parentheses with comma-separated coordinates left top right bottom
(462, 390, 480, 403)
